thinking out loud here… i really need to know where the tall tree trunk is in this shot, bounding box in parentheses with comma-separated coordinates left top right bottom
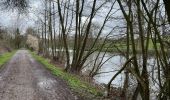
(136, 0, 149, 99)
(53, 2, 57, 58)
(163, 0, 170, 24)
(48, 0, 54, 58)
(57, 0, 70, 70)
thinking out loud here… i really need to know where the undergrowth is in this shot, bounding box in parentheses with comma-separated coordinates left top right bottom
(31, 52, 103, 99)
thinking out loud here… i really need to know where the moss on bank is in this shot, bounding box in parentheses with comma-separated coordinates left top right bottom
(0, 51, 16, 66)
(31, 52, 104, 99)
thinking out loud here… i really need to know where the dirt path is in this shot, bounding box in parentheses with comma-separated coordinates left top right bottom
(0, 50, 77, 100)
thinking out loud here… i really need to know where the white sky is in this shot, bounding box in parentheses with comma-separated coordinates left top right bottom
(0, 0, 123, 34)
(0, 0, 165, 37)
(0, 0, 42, 33)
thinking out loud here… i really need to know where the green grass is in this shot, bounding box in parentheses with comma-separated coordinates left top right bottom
(104, 38, 162, 53)
(31, 52, 103, 98)
(0, 51, 16, 66)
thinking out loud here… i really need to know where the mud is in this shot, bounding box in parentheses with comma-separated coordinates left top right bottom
(0, 50, 77, 100)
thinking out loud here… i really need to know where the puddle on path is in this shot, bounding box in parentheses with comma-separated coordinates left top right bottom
(38, 78, 56, 90)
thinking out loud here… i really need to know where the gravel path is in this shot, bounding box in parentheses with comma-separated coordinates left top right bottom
(0, 50, 76, 100)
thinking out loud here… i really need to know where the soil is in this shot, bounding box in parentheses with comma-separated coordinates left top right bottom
(0, 50, 77, 100)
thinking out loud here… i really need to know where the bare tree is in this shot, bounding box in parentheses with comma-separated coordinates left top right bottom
(2, 0, 28, 13)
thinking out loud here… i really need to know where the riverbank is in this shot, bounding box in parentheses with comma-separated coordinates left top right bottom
(31, 51, 106, 100)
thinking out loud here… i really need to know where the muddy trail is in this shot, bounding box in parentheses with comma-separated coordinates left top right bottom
(0, 50, 77, 100)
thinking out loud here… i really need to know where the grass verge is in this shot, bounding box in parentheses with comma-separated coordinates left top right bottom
(0, 51, 16, 66)
(31, 52, 103, 99)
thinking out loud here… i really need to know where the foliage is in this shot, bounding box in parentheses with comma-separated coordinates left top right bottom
(1, 0, 28, 13)
(26, 34, 39, 51)
(14, 28, 21, 49)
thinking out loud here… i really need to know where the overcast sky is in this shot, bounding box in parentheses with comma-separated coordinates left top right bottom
(0, 0, 42, 33)
(0, 0, 166, 38)
(0, 0, 124, 35)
